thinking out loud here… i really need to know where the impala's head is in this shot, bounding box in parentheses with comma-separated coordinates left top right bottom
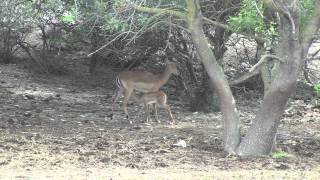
(165, 60, 178, 75)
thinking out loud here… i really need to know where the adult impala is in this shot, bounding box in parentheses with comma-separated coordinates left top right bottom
(111, 61, 178, 120)
(135, 91, 174, 123)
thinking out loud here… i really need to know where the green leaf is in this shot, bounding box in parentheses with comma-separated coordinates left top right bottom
(61, 12, 76, 23)
(272, 151, 291, 159)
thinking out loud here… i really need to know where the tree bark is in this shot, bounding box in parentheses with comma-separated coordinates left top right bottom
(236, 46, 302, 155)
(236, 0, 317, 155)
(186, 0, 240, 153)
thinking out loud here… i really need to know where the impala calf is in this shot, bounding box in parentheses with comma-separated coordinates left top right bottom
(135, 91, 174, 123)
(111, 61, 178, 120)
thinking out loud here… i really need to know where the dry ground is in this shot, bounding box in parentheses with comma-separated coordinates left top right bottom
(0, 62, 320, 179)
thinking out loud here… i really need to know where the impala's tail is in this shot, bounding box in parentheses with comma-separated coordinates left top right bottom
(114, 75, 123, 90)
(110, 75, 123, 120)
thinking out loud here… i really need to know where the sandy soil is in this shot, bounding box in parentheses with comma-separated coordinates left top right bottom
(0, 63, 319, 179)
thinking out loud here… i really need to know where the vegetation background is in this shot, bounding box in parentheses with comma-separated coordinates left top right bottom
(0, 0, 319, 179)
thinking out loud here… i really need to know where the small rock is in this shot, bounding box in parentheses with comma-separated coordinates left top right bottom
(305, 152, 314, 157)
(275, 163, 290, 170)
(19, 120, 26, 125)
(24, 111, 32, 117)
(155, 162, 168, 167)
(132, 126, 141, 130)
(100, 157, 110, 163)
(126, 163, 139, 168)
(154, 149, 170, 153)
(83, 119, 89, 123)
(296, 111, 303, 116)
(43, 96, 54, 102)
(173, 140, 187, 148)
(24, 94, 35, 100)
(7, 118, 15, 124)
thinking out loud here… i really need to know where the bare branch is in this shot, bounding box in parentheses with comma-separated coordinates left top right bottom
(254, 0, 266, 20)
(134, 5, 187, 20)
(135, 4, 269, 44)
(230, 54, 284, 86)
(249, 54, 285, 72)
(230, 70, 260, 86)
(309, 48, 320, 58)
(87, 32, 129, 57)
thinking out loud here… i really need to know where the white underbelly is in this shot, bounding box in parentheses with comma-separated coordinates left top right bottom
(146, 100, 157, 105)
(134, 82, 155, 92)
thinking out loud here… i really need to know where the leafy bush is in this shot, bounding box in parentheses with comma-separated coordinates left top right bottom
(313, 84, 320, 96)
(228, 0, 278, 39)
(310, 84, 320, 108)
(301, 0, 316, 29)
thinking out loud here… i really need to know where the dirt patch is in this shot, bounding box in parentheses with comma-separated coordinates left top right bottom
(0, 63, 320, 179)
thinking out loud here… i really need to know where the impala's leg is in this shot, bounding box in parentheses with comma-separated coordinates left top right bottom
(164, 104, 174, 123)
(145, 103, 150, 123)
(154, 104, 160, 123)
(111, 88, 122, 120)
(123, 88, 133, 119)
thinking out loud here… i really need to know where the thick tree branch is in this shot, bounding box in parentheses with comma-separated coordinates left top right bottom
(249, 54, 284, 72)
(230, 54, 284, 86)
(230, 70, 260, 86)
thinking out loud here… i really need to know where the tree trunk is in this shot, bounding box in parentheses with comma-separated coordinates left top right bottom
(186, 0, 240, 153)
(236, 7, 304, 155)
(193, 27, 228, 112)
(236, 48, 301, 155)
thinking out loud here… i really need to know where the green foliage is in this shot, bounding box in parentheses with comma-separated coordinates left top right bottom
(301, 0, 316, 29)
(228, 1, 267, 35)
(312, 84, 320, 107)
(102, 13, 130, 32)
(71, 0, 156, 34)
(228, 0, 317, 39)
(0, 0, 34, 29)
(228, 0, 278, 40)
(61, 11, 76, 23)
(314, 84, 320, 96)
(272, 151, 291, 159)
